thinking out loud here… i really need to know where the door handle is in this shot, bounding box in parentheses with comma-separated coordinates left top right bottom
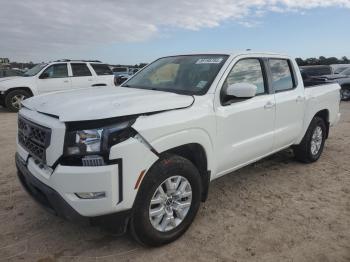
(296, 96, 304, 102)
(63, 80, 69, 83)
(88, 79, 93, 81)
(264, 101, 275, 109)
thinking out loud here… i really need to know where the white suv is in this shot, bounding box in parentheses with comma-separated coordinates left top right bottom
(0, 60, 115, 112)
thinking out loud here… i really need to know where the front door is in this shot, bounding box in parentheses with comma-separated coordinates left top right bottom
(36, 63, 71, 94)
(215, 58, 275, 176)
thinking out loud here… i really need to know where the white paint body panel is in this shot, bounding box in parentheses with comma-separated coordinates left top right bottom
(16, 52, 341, 217)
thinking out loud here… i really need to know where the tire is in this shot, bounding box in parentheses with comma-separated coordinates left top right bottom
(4, 89, 31, 112)
(293, 116, 327, 163)
(130, 154, 202, 246)
(340, 87, 350, 101)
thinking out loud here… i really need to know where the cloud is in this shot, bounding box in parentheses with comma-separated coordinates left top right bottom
(0, 0, 349, 61)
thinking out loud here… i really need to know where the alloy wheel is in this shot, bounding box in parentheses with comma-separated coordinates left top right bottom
(149, 175, 192, 232)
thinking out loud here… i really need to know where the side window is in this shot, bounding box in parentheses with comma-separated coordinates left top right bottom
(222, 59, 266, 104)
(42, 64, 68, 78)
(269, 59, 294, 92)
(71, 63, 92, 77)
(90, 64, 113, 75)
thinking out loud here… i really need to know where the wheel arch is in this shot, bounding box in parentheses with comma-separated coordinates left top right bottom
(160, 143, 210, 202)
(298, 109, 330, 144)
(314, 109, 330, 139)
(4, 87, 34, 97)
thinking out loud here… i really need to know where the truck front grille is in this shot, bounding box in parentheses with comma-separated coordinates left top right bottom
(18, 116, 52, 163)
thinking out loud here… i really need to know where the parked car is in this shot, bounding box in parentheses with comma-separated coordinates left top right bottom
(338, 67, 350, 77)
(113, 67, 140, 85)
(300, 70, 331, 87)
(112, 66, 129, 77)
(330, 64, 350, 74)
(0, 68, 24, 78)
(300, 65, 334, 76)
(0, 60, 115, 111)
(16, 52, 340, 246)
(115, 73, 131, 85)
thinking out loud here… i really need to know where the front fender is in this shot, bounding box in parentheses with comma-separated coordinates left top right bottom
(0, 77, 36, 95)
(138, 128, 214, 172)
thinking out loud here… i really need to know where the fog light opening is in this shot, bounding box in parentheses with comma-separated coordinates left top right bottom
(75, 192, 106, 199)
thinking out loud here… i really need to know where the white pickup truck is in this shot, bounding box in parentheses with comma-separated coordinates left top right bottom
(0, 60, 115, 112)
(15, 52, 341, 246)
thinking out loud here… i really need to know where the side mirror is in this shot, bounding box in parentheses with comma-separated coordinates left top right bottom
(39, 72, 49, 79)
(226, 83, 257, 98)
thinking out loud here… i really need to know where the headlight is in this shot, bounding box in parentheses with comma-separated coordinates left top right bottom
(65, 119, 136, 156)
(66, 128, 103, 155)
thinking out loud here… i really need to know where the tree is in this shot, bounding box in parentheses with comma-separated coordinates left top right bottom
(342, 56, 349, 63)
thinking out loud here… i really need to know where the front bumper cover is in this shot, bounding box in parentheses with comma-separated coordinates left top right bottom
(15, 153, 131, 234)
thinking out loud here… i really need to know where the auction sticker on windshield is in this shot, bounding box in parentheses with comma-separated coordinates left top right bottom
(196, 58, 224, 64)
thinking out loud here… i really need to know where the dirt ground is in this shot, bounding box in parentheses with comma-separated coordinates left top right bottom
(0, 103, 349, 262)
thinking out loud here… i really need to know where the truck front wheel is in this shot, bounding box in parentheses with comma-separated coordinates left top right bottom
(5, 89, 31, 112)
(130, 155, 202, 246)
(293, 116, 326, 163)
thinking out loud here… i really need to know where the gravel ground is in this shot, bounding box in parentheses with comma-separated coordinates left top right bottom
(0, 103, 349, 262)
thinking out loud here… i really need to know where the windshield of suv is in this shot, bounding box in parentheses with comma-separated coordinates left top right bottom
(23, 63, 47, 76)
(122, 55, 228, 95)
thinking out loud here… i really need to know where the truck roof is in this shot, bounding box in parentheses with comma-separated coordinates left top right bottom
(160, 51, 290, 58)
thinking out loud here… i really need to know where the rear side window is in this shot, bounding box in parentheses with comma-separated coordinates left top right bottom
(269, 59, 294, 92)
(71, 63, 92, 77)
(91, 64, 113, 75)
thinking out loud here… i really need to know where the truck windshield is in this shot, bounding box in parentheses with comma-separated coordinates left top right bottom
(23, 63, 47, 77)
(122, 55, 228, 95)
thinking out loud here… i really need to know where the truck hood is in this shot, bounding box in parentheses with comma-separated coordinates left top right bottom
(22, 87, 194, 122)
(0, 76, 21, 82)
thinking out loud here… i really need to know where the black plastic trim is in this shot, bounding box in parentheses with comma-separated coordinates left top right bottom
(108, 158, 123, 204)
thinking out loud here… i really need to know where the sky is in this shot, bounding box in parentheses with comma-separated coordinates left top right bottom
(0, 0, 349, 64)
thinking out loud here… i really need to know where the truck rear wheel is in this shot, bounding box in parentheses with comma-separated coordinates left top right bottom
(293, 116, 326, 163)
(130, 155, 202, 246)
(5, 89, 31, 112)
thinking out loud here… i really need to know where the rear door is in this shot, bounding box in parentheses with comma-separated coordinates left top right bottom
(268, 58, 305, 150)
(70, 63, 94, 89)
(36, 63, 71, 94)
(89, 63, 114, 87)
